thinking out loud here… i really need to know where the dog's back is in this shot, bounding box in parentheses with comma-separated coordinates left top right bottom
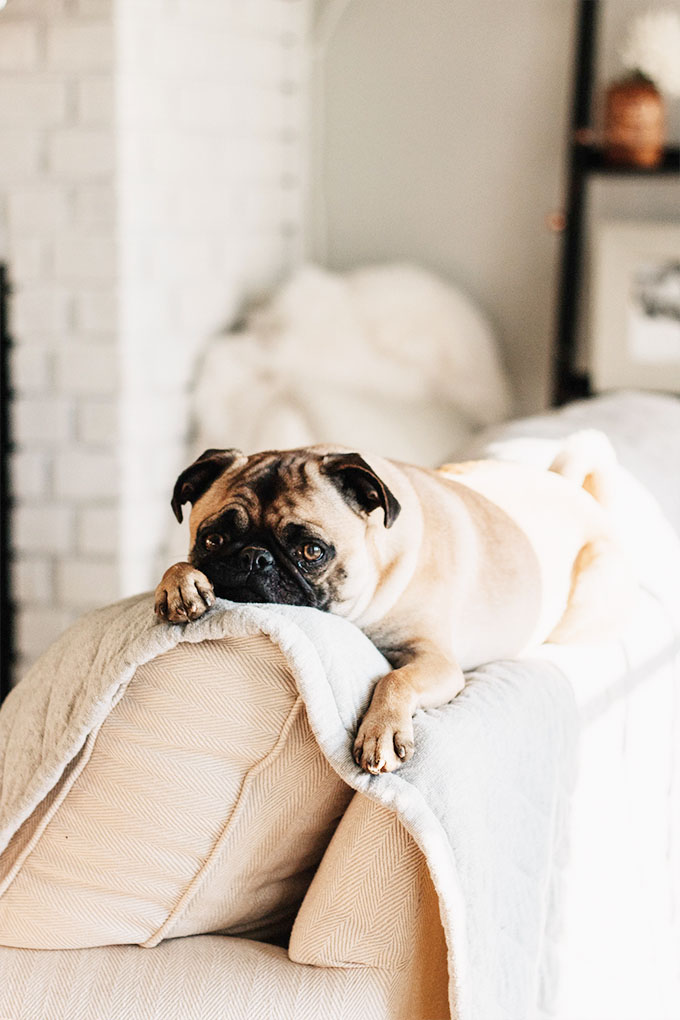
(433, 438, 628, 649)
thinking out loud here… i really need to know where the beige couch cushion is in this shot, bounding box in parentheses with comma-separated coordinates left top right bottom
(291, 792, 450, 1019)
(0, 798, 451, 1020)
(0, 934, 408, 1020)
(0, 635, 352, 949)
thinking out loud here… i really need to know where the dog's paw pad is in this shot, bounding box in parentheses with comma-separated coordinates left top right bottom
(154, 563, 215, 624)
(353, 715, 414, 775)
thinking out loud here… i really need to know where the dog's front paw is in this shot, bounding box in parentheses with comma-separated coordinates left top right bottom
(353, 710, 415, 775)
(154, 562, 215, 623)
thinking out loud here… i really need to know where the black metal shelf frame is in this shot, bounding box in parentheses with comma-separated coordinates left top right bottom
(551, 1, 680, 406)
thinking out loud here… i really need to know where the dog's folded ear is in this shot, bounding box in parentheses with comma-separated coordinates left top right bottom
(321, 452, 401, 528)
(171, 448, 244, 523)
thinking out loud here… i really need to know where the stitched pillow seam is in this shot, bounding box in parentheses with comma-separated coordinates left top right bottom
(142, 693, 305, 948)
(0, 724, 103, 900)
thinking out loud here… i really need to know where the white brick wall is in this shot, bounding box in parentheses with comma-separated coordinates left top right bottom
(56, 559, 119, 609)
(77, 504, 119, 555)
(53, 232, 117, 281)
(14, 505, 74, 555)
(1, 0, 311, 680)
(7, 186, 71, 232)
(46, 22, 114, 71)
(53, 449, 119, 498)
(115, 0, 311, 595)
(17, 608, 75, 660)
(13, 396, 73, 444)
(11, 285, 72, 334)
(0, 80, 68, 124)
(10, 345, 52, 392)
(14, 557, 53, 604)
(75, 289, 117, 332)
(0, 20, 39, 70)
(11, 451, 50, 500)
(73, 184, 116, 228)
(48, 128, 116, 178)
(77, 77, 114, 124)
(77, 399, 117, 443)
(0, 131, 43, 180)
(53, 342, 119, 394)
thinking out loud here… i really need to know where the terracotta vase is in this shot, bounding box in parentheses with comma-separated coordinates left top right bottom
(604, 74, 665, 168)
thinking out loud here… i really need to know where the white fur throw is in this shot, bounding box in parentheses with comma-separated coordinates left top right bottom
(191, 263, 512, 465)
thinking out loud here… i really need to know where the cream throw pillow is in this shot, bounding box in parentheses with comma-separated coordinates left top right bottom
(0, 635, 352, 950)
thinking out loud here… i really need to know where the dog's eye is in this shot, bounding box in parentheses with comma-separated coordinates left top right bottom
(301, 542, 324, 563)
(203, 533, 223, 551)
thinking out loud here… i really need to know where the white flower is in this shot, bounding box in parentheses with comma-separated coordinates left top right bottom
(620, 8, 680, 97)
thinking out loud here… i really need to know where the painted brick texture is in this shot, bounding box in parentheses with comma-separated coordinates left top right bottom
(1, 0, 311, 680)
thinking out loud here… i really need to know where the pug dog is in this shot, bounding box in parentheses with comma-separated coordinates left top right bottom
(155, 434, 633, 774)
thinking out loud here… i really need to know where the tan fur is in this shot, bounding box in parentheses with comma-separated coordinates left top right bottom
(155, 433, 635, 775)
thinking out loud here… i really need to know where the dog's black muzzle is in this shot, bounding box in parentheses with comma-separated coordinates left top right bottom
(237, 546, 275, 574)
(194, 542, 313, 606)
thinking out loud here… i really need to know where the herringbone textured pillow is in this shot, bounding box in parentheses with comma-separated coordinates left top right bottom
(0, 635, 352, 949)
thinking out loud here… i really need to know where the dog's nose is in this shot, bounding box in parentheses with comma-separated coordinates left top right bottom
(239, 546, 275, 573)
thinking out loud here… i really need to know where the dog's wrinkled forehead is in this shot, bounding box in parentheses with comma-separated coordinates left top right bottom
(172, 445, 401, 535)
(195, 451, 327, 525)
(239, 451, 314, 510)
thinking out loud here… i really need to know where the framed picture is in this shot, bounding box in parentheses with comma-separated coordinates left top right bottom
(591, 221, 680, 393)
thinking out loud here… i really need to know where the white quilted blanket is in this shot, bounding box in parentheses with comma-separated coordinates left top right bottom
(0, 600, 576, 1020)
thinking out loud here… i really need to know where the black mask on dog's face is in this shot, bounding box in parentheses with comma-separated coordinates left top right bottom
(191, 511, 336, 608)
(171, 447, 401, 611)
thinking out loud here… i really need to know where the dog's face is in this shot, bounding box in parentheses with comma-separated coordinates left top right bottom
(171, 447, 401, 616)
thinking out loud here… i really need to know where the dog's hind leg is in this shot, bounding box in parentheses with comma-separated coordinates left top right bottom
(548, 429, 619, 509)
(547, 537, 636, 645)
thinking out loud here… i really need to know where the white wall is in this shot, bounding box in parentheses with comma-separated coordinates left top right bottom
(310, 0, 680, 412)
